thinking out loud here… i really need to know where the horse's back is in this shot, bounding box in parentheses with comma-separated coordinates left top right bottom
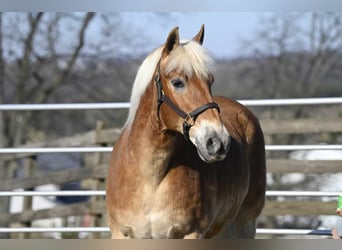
(213, 96, 266, 238)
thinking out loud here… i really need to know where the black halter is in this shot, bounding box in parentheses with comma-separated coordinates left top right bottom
(154, 69, 220, 141)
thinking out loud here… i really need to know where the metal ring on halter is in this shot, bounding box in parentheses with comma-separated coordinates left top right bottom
(184, 113, 195, 127)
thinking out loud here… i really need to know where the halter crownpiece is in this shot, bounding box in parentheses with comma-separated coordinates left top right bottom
(154, 69, 220, 141)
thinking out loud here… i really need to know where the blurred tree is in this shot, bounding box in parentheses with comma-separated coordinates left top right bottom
(0, 12, 171, 147)
(242, 12, 342, 101)
(0, 12, 176, 146)
(0, 12, 96, 147)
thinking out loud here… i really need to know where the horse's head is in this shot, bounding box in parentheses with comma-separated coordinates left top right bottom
(156, 25, 231, 163)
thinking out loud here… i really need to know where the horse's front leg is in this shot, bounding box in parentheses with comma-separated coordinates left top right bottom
(111, 225, 134, 239)
(216, 221, 256, 239)
(166, 225, 203, 239)
(183, 232, 203, 239)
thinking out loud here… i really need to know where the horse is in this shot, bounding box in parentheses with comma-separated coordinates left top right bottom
(106, 25, 266, 239)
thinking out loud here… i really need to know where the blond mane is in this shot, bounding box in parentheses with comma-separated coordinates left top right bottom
(125, 40, 214, 126)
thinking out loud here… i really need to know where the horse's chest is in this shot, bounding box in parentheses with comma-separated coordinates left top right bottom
(118, 167, 248, 239)
(116, 189, 201, 238)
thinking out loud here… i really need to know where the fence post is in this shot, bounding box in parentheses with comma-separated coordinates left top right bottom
(87, 121, 108, 239)
(18, 155, 36, 239)
(0, 160, 17, 239)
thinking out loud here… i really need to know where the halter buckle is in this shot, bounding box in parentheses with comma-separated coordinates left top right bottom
(184, 113, 195, 127)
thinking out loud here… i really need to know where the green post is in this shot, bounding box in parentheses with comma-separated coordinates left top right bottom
(338, 193, 342, 211)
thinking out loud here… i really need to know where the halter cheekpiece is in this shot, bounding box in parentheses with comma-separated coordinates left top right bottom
(154, 66, 220, 141)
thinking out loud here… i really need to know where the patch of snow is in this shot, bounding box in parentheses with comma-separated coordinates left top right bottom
(288, 149, 342, 231)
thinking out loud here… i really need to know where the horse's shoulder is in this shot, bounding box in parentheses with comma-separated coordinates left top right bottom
(214, 96, 255, 118)
(213, 96, 263, 144)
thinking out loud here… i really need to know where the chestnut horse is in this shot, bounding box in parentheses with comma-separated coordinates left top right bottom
(106, 25, 266, 239)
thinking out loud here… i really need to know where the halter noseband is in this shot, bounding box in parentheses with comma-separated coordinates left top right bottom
(154, 69, 220, 141)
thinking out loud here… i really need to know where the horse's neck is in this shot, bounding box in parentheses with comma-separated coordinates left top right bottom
(127, 83, 175, 182)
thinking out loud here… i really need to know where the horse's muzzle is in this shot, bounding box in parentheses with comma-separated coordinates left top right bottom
(206, 136, 227, 156)
(192, 125, 231, 163)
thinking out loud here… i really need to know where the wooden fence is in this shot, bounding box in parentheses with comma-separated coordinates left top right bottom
(0, 115, 341, 238)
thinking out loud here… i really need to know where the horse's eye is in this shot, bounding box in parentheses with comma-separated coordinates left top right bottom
(171, 79, 185, 89)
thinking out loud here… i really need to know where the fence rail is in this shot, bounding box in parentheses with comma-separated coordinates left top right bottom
(0, 227, 110, 233)
(0, 190, 340, 197)
(0, 227, 332, 236)
(0, 191, 106, 197)
(0, 102, 130, 111)
(0, 147, 113, 154)
(1, 144, 342, 154)
(256, 228, 332, 236)
(0, 97, 341, 111)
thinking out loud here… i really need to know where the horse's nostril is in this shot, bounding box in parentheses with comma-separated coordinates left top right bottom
(206, 137, 223, 155)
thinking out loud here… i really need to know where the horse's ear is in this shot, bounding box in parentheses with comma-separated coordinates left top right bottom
(162, 26, 179, 57)
(192, 24, 205, 45)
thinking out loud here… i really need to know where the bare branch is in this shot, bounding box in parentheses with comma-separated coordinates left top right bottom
(16, 12, 44, 102)
(36, 12, 96, 103)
